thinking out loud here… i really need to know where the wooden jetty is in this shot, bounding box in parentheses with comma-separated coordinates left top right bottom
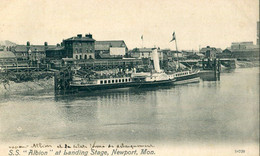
(0, 65, 54, 82)
(200, 58, 221, 81)
(179, 58, 236, 69)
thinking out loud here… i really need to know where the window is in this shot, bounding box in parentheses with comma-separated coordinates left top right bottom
(104, 80, 107, 84)
(119, 79, 121, 82)
(80, 55, 82, 59)
(75, 48, 78, 53)
(76, 55, 78, 59)
(116, 79, 118, 83)
(108, 80, 111, 83)
(122, 79, 124, 82)
(129, 78, 131, 81)
(112, 80, 114, 83)
(125, 79, 128, 82)
(84, 55, 87, 59)
(89, 55, 92, 59)
(79, 48, 82, 53)
(100, 81, 103, 84)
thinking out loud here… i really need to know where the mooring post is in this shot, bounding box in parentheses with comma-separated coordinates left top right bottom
(218, 59, 221, 81)
(54, 72, 57, 91)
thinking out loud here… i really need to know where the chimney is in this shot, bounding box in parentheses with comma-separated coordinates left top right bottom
(85, 33, 92, 39)
(61, 40, 64, 47)
(57, 43, 60, 47)
(27, 41, 30, 46)
(77, 34, 82, 38)
(44, 42, 48, 46)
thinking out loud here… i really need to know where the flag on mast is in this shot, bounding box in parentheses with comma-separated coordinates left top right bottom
(141, 35, 144, 48)
(170, 32, 176, 42)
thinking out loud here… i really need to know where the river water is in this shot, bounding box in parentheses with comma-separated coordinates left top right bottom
(0, 67, 259, 146)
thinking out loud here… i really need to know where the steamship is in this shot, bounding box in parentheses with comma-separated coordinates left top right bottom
(69, 48, 176, 92)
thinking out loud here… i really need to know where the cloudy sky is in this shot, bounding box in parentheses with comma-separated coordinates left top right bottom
(0, 0, 259, 50)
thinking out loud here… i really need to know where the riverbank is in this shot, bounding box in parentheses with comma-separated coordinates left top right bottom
(236, 60, 259, 68)
(0, 77, 54, 94)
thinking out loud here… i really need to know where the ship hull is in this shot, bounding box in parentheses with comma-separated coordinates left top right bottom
(70, 82, 135, 92)
(174, 71, 200, 85)
(70, 79, 175, 92)
(132, 79, 174, 88)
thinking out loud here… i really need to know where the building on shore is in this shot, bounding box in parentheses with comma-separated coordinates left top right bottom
(229, 42, 259, 60)
(231, 42, 257, 50)
(130, 48, 164, 61)
(12, 45, 28, 60)
(200, 46, 222, 54)
(200, 46, 221, 59)
(0, 46, 4, 51)
(63, 34, 95, 60)
(45, 45, 65, 60)
(170, 51, 184, 60)
(12, 42, 56, 62)
(217, 49, 232, 58)
(0, 51, 18, 68)
(95, 40, 128, 59)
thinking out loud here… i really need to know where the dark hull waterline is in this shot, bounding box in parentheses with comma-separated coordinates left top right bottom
(70, 79, 175, 92)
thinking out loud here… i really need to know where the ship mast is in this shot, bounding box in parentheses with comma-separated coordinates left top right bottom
(174, 37, 180, 70)
(170, 31, 180, 71)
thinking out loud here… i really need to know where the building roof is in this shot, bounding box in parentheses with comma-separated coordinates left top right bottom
(95, 44, 110, 51)
(30, 45, 46, 52)
(231, 42, 254, 45)
(138, 48, 153, 52)
(216, 48, 222, 53)
(46, 46, 65, 51)
(96, 40, 127, 48)
(131, 48, 162, 53)
(14, 45, 27, 52)
(99, 53, 123, 59)
(13, 45, 56, 52)
(195, 53, 205, 57)
(222, 49, 232, 53)
(0, 51, 16, 59)
(170, 50, 182, 53)
(200, 47, 218, 53)
(64, 35, 95, 42)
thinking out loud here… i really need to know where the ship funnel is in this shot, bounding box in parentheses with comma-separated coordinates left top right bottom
(152, 48, 161, 72)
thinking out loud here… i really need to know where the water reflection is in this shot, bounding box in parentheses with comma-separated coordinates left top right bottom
(200, 71, 220, 81)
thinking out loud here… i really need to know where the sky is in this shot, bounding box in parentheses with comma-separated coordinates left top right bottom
(0, 0, 259, 50)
